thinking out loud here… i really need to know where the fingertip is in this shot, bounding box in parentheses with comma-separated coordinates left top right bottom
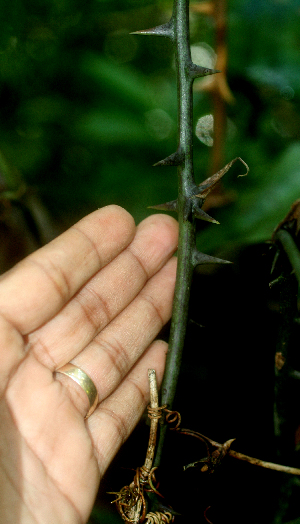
(78, 205, 136, 250)
(146, 212, 179, 240)
(103, 205, 136, 231)
(131, 213, 178, 271)
(0, 205, 137, 334)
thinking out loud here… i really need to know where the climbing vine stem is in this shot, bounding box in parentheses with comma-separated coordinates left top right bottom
(133, 0, 247, 468)
(153, 0, 222, 467)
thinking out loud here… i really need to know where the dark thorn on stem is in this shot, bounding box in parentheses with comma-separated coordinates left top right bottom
(192, 249, 232, 267)
(153, 148, 184, 167)
(192, 200, 219, 224)
(148, 200, 178, 212)
(187, 61, 221, 80)
(130, 20, 175, 41)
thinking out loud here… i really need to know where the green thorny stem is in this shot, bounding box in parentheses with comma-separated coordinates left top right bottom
(133, 0, 247, 468)
(154, 0, 205, 466)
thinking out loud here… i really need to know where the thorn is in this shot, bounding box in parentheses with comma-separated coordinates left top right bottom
(153, 148, 184, 166)
(192, 201, 219, 224)
(223, 438, 236, 451)
(130, 20, 174, 40)
(189, 318, 205, 328)
(192, 249, 232, 267)
(270, 249, 280, 275)
(188, 62, 221, 80)
(148, 199, 178, 212)
(269, 275, 285, 289)
(196, 157, 249, 199)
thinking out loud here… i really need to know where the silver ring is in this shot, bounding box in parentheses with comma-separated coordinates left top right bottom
(56, 363, 98, 418)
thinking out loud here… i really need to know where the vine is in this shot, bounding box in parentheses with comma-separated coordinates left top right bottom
(133, 0, 248, 465)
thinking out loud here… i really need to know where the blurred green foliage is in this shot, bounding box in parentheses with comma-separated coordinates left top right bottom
(0, 0, 300, 244)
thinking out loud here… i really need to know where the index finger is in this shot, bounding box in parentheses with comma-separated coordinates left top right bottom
(0, 205, 135, 334)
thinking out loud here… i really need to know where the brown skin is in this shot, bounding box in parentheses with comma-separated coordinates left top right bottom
(0, 205, 178, 524)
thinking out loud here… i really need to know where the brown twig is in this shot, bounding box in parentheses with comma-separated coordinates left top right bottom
(176, 428, 300, 476)
(142, 370, 162, 475)
(228, 450, 300, 476)
(192, 0, 235, 210)
(109, 370, 171, 522)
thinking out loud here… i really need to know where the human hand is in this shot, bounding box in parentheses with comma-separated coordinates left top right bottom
(0, 205, 178, 523)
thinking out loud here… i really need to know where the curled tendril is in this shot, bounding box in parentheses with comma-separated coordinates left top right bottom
(140, 466, 163, 498)
(147, 404, 167, 420)
(145, 511, 175, 523)
(164, 409, 181, 429)
(204, 506, 213, 524)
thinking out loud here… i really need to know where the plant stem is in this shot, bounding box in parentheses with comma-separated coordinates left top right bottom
(180, 429, 300, 476)
(229, 449, 300, 476)
(155, 0, 197, 466)
(275, 229, 300, 286)
(143, 369, 159, 473)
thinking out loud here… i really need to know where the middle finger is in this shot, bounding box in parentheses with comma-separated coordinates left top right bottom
(29, 214, 178, 369)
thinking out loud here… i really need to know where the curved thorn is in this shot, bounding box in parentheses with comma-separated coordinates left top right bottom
(153, 148, 184, 167)
(196, 157, 249, 199)
(148, 200, 178, 212)
(130, 20, 174, 40)
(197, 159, 239, 195)
(223, 438, 236, 451)
(192, 249, 232, 267)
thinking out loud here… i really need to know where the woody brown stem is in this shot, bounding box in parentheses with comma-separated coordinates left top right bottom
(142, 369, 160, 475)
(228, 450, 300, 476)
(179, 428, 300, 476)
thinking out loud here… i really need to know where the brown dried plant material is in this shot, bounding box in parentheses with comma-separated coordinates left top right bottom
(195, 157, 249, 200)
(109, 370, 174, 523)
(166, 415, 300, 476)
(145, 511, 174, 523)
(178, 427, 300, 476)
(275, 351, 286, 371)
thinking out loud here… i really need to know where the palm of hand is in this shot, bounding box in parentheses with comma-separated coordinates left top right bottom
(0, 206, 178, 523)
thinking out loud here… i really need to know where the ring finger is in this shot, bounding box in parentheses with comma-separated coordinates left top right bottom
(55, 257, 177, 418)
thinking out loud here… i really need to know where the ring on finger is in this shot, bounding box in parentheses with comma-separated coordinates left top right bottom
(56, 363, 98, 418)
